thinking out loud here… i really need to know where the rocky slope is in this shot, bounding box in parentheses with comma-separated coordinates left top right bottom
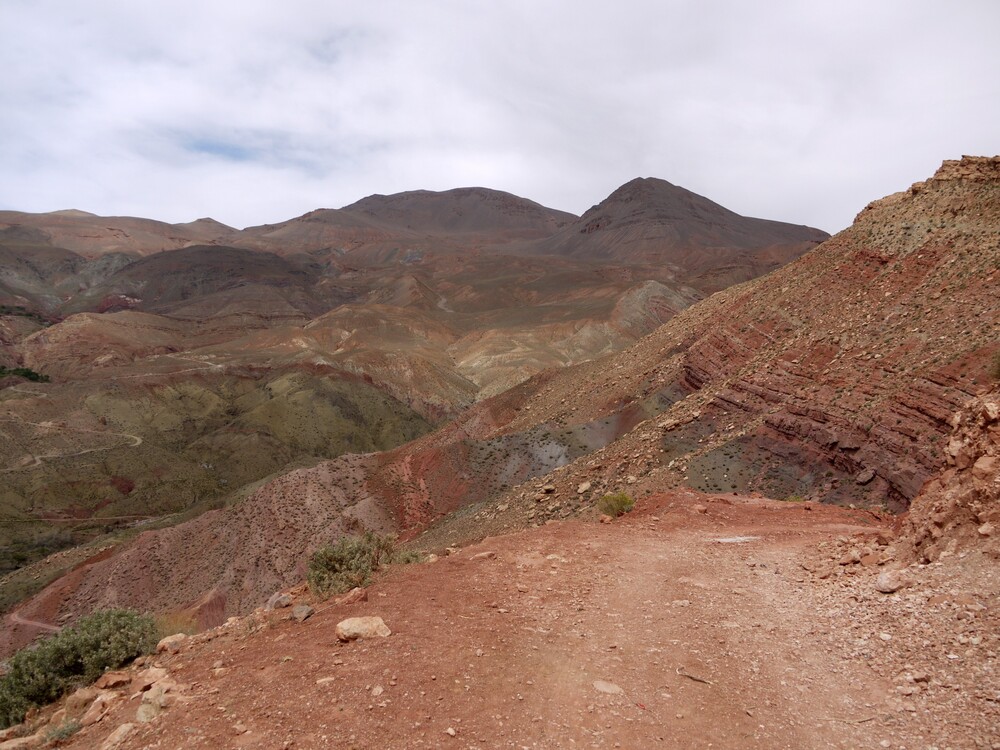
(0, 175, 826, 630)
(9, 493, 998, 750)
(2, 158, 993, 641)
(477, 156, 1000, 516)
(897, 387, 999, 564)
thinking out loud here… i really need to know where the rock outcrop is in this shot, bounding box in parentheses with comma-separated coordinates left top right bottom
(898, 389, 999, 563)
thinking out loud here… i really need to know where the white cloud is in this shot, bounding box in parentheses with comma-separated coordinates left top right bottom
(1, 0, 997, 232)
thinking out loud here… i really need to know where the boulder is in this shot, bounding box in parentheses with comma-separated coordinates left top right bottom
(99, 723, 135, 750)
(0, 735, 43, 749)
(156, 633, 187, 655)
(855, 468, 876, 485)
(291, 604, 314, 622)
(335, 616, 391, 641)
(130, 667, 168, 694)
(95, 671, 130, 690)
(875, 569, 911, 594)
(81, 690, 118, 726)
(136, 679, 179, 723)
(65, 686, 99, 719)
(265, 592, 293, 610)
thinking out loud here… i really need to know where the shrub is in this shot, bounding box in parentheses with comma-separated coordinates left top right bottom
(597, 491, 635, 517)
(990, 351, 1000, 381)
(45, 719, 81, 742)
(0, 609, 157, 729)
(307, 532, 398, 598)
(154, 611, 199, 639)
(0, 366, 49, 383)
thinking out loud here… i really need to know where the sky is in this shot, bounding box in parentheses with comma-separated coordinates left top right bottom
(1, 1, 997, 234)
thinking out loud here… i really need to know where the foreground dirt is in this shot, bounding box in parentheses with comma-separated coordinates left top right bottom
(47, 493, 996, 750)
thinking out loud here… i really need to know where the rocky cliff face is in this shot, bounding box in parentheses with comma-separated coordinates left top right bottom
(898, 389, 999, 563)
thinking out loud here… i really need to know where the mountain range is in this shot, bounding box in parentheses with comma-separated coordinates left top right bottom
(0, 157, 997, 750)
(2, 160, 997, 636)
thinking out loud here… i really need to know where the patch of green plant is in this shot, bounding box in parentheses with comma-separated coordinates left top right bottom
(782, 494, 807, 502)
(0, 306, 49, 326)
(0, 609, 157, 729)
(990, 351, 1000, 381)
(307, 532, 402, 599)
(44, 719, 81, 742)
(0, 366, 49, 383)
(596, 491, 635, 517)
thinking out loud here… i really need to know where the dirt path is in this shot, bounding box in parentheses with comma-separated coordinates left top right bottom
(61, 494, 974, 750)
(6, 611, 61, 634)
(0, 416, 143, 472)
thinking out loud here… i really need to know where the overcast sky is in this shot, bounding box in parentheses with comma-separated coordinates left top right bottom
(1, 1, 997, 233)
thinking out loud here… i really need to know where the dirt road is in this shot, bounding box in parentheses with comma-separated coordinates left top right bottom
(6, 611, 61, 634)
(56, 492, 999, 750)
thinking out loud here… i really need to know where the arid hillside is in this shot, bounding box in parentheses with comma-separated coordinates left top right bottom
(0, 177, 825, 627)
(2, 157, 994, 651)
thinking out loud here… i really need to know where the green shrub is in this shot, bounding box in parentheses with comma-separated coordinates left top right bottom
(45, 719, 81, 742)
(307, 532, 398, 598)
(990, 351, 1000, 381)
(0, 366, 49, 383)
(597, 491, 635, 517)
(0, 609, 157, 729)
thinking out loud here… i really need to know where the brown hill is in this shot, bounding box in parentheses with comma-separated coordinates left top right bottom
(523, 177, 828, 291)
(0, 210, 239, 258)
(239, 187, 576, 260)
(55, 244, 349, 319)
(5, 157, 994, 643)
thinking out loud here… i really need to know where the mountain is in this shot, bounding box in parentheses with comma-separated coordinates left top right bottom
(3, 156, 993, 648)
(0, 210, 239, 258)
(523, 177, 828, 291)
(238, 187, 577, 260)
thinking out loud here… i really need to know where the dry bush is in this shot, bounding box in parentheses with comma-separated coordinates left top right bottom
(597, 491, 635, 517)
(307, 532, 398, 599)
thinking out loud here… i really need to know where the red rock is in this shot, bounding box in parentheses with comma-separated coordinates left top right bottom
(95, 671, 131, 690)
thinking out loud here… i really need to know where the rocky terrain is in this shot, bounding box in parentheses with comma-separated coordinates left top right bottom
(0, 157, 997, 747)
(4, 480, 997, 749)
(1, 157, 995, 650)
(0, 177, 824, 598)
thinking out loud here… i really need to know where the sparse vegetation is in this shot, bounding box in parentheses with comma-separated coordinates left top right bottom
(44, 719, 81, 742)
(597, 491, 635, 517)
(307, 532, 405, 598)
(0, 609, 157, 729)
(154, 611, 199, 638)
(0, 306, 50, 326)
(990, 351, 1000, 380)
(0, 366, 49, 383)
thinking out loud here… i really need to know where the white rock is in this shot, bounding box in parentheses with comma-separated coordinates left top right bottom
(593, 680, 624, 695)
(335, 616, 391, 641)
(875, 570, 910, 594)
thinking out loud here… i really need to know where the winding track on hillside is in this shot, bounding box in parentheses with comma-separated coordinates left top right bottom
(6, 611, 61, 634)
(0, 417, 143, 473)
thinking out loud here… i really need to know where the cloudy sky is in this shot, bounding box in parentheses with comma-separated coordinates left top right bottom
(2, 1, 997, 233)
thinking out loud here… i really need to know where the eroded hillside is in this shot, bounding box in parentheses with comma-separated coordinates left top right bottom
(2, 158, 994, 647)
